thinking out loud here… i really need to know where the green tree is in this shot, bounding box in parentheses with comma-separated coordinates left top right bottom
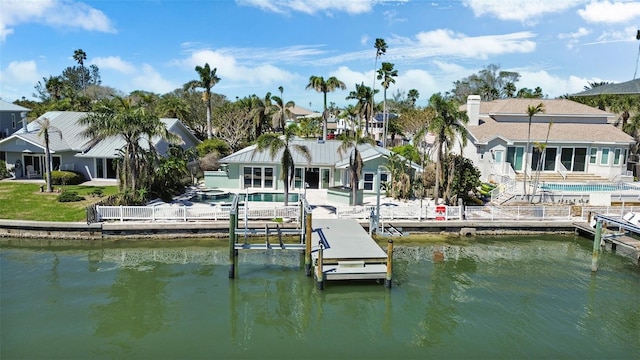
(79, 96, 179, 197)
(523, 103, 545, 197)
(451, 64, 521, 103)
(73, 49, 87, 93)
(253, 125, 311, 206)
(372, 38, 387, 111)
(346, 82, 378, 136)
(36, 117, 61, 192)
(306, 76, 346, 141)
(271, 86, 295, 134)
(337, 130, 376, 205)
(377, 62, 398, 147)
(184, 63, 221, 139)
(407, 89, 420, 107)
(157, 94, 190, 121)
(441, 154, 481, 205)
(427, 93, 468, 203)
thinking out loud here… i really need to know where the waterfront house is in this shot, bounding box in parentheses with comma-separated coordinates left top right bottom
(0, 111, 200, 181)
(205, 138, 421, 197)
(459, 96, 635, 182)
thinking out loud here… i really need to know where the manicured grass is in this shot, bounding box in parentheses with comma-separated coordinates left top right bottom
(0, 183, 119, 222)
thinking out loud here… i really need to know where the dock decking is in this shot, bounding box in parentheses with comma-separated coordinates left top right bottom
(311, 219, 389, 281)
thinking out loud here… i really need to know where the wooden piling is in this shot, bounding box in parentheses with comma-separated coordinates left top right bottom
(317, 242, 324, 290)
(385, 239, 393, 288)
(305, 211, 313, 276)
(229, 209, 237, 279)
(591, 219, 602, 272)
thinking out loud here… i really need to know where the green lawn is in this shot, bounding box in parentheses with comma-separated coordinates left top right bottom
(0, 183, 119, 222)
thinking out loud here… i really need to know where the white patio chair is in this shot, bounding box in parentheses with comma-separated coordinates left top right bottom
(26, 165, 39, 179)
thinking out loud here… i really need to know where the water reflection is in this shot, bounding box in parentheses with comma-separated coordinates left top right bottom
(1, 236, 639, 359)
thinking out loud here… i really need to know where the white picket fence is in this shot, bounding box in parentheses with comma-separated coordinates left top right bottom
(95, 203, 640, 223)
(96, 205, 299, 222)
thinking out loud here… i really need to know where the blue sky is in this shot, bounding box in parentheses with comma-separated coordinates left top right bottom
(2, 0, 640, 110)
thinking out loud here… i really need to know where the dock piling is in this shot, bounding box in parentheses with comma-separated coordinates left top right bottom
(317, 242, 324, 290)
(385, 239, 393, 288)
(591, 219, 602, 272)
(229, 209, 237, 279)
(305, 212, 312, 276)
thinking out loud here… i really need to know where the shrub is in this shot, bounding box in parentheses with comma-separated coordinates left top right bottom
(0, 160, 10, 179)
(51, 170, 85, 185)
(196, 139, 230, 158)
(57, 191, 85, 202)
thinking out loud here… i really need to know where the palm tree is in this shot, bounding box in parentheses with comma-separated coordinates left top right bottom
(372, 38, 387, 110)
(337, 130, 376, 205)
(157, 95, 189, 121)
(346, 82, 378, 136)
(523, 103, 545, 197)
(531, 121, 553, 202)
(305, 76, 346, 141)
(377, 62, 398, 147)
(79, 96, 179, 194)
(427, 93, 468, 204)
(271, 86, 295, 134)
(252, 125, 311, 206)
(407, 89, 420, 107)
(36, 117, 61, 192)
(184, 63, 221, 139)
(73, 49, 87, 93)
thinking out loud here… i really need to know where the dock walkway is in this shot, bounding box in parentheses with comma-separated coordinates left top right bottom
(311, 219, 389, 281)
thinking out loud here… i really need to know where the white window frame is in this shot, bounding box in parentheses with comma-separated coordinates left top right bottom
(243, 166, 275, 189)
(11, 114, 16, 129)
(600, 148, 610, 165)
(589, 148, 597, 165)
(614, 148, 622, 166)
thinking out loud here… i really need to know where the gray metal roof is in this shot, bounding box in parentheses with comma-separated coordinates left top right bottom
(221, 137, 422, 170)
(1, 111, 192, 158)
(0, 99, 30, 112)
(571, 79, 640, 96)
(221, 139, 352, 166)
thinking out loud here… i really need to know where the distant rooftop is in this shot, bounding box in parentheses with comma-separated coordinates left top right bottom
(0, 99, 30, 112)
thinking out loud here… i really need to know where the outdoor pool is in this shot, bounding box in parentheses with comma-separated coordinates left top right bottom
(539, 182, 640, 192)
(191, 191, 299, 204)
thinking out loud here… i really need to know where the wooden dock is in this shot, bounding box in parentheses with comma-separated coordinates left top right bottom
(311, 219, 390, 281)
(574, 217, 640, 264)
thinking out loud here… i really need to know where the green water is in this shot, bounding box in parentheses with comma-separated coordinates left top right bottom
(1, 236, 639, 359)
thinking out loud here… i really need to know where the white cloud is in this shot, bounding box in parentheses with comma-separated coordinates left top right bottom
(409, 29, 536, 59)
(463, 0, 579, 24)
(181, 49, 298, 87)
(584, 26, 638, 45)
(558, 27, 591, 49)
(131, 64, 177, 94)
(0, 0, 115, 42)
(236, 0, 376, 15)
(578, 0, 640, 24)
(92, 56, 136, 74)
(0, 60, 40, 101)
(518, 70, 596, 98)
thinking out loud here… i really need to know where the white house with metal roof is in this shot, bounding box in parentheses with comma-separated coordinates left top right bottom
(0, 99, 30, 141)
(0, 111, 200, 181)
(205, 138, 421, 195)
(460, 96, 635, 182)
